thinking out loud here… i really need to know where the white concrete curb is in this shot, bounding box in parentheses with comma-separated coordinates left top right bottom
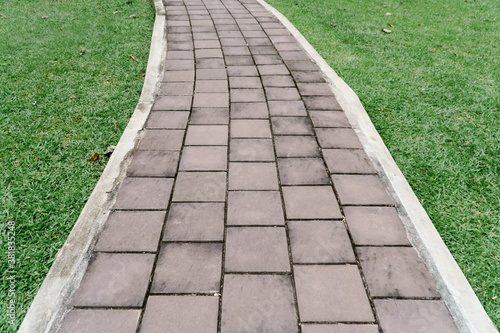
(256, 1, 497, 332)
(17, 0, 166, 332)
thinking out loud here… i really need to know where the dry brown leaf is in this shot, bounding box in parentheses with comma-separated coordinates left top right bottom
(382, 29, 392, 33)
(385, 12, 392, 16)
(129, 54, 136, 60)
(418, 23, 424, 26)
(113, 11, 121, 14)
(330, 23, 337, 27)
(79, 48, 86, 56)
(90, 153, 100, 161)
(387, 23, 395, 27)
(104, 146, 116, 156)
(130, 14, 136, 18)
(41, 16, 48, 19)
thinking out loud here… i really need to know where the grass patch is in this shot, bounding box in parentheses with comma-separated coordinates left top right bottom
(0, 0, 154, 330)
(265, 0, 499, 326)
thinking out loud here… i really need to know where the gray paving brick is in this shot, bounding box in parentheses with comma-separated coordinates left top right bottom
(230, 139, 275, 161)
(146, 111, 189, 129)
(126, 151, 179, 177)
(167, 41, 193, 51)
(164, 59, 194, 71)
(303, 96, 342, 111)
(59, 309, 140, 333)
(316, 128, 363, 148)
(323, 149, 376, 174)
(268, 100, 307, 117)
(275, 136, 321, 157)
(190, 108, 229, 124)
(196, 68, 227, 80)
(278, 158, 330, 185)
(227, 66, 259, 77)
(231, 89, 266, 102)
(282, 186, 342, 219)
(231, 119, 272, 138)
(114, 178, 173, 210)
(166, 51, 194, 60)
(271, 117, 314, 135)
(220, 37, 246, 46)
(229, 162, 279, 190)
(195, 80, 228, 93)
(193, 92, 229, 108)
(296, 83, 333, 96)
(158, 82, 193, 96)
(185, 125, 228, 145)
(309, 111, 351, 128)
(196, 58, 225, 69)
(227, 191, 284, 225)
(332, 174, 394, 205)
(280, 51, 311, 61)
(229, 76, 262, 89)
(138, 130, 184, 151)
(180, 146, 227, 171)
(172, 172, 226, 202)
(258, 64, 290, 75)
(152, 95, 192, 111)
(163, 70, 195, 82)
(275, 43, 303, 52)
(231, 102, 269, 119)
(301, 324, 379, 333)
(195, 48, 224, 58)
(291, 71, 326, 83)
(246, 37, 272, 46)
(194, 39, 221, 49)
(223, 46, 251, 56)
(254, 54, 284, 65)
(266, 87, 301, 100)
(225, 55, 254, 66)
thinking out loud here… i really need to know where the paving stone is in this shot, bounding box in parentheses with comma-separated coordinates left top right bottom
(180, 146, 227, 171)
(231, 119, 272, 138)
(185, 125, 228, 145)
(164, 202, 224, 241)
(138, 130, 184, 151)
(374, 299, 458, 333)
(193, 32, 218, 40)
(291, 71, 326, 83)
(280, 51, 311, 61)
(266, 28, 290, 36)
(227, 191, 284, 225)
(246, 37, 272, 46)
(343, 206, 410, 245)
(262, 76, 295, 88)
(167, 41, 194, 51)
(230, 139, 275, 161)
(323, 149, 377, 174)
(166, 51, 194, 60)
(289, 221, 355, 263)
(294, 265, 374, 322)
(153, 95, 192, 111)
(158, 82, 194, 96)
(282, 186, 342, 219)
(275, 43, 303, 52)
(266, 87, 301, 100)
(146, 111, 189, 129)
(227, 66, 259, 77)
(140, 296, 219, 333)
(271, 117, 314, 135)
(163, 70, 195, 82)
(309, 111, 351, 128)
(151, 243, 222, 293)
(196, 58, 225, 69)
(169, 26, 192, 34)
(192, 92, 229, 108)
(114, 178, 173, 210)
(225, 55, 254, 66)
(190, 108, 229, 124)
(258, 64, 290, 75)
(223, 46, 251, 56)
(195, 48, 224, 58)
(295, 83, 332, 96)
(229, 162, 279, 190)
(172, 172, 226, 202)
(95, 211, 165, 252)
(358, 247, 439, 297)
(127, 151, 179, 177)
(303, 96, 342, 111)
(71, 253, 154, 307)
(164, 59, 194, 71)
(59, 309, 140, 333)
(221, 275, 297, 332)
(219, 30, 244, 38)
(194, 39, 221, 49)
(167, 20, 190, 27)
(195, 79, 228, 93)
(269, 35, 296, 43)
(278, 158, 330, 185)
(220, 38, 246, 47)
(332, 175, 394, 205)
(231, 102, 268, 119)
(196, 68, 227, 80)
(229, 76, 262, 89)
(225, 227, 290, 272)
(275, 136, 321, 157)
(301, 324, 379, 333)
(254, 54, 284, 65)
(231, 89, 266, 102)
(242, 30, 268, 38)
(316, 128, 363, 149)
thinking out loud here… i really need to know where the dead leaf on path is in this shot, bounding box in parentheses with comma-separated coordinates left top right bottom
(90, 153, 100, 161)
(130, 14, 136, 18)
(385, 12, 392, 16)
(104, 146, 116, 156)
(382, 29, 392, 33)
(79, 48, 86, 56)
(387, 23, 395, 27)
(129, 54, 136, 60)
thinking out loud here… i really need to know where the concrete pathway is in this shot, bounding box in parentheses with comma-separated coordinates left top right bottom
(57, 0, 460, 331)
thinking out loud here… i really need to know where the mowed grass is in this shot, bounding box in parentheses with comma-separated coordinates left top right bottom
(0, 0, 154, 330)
(265, 0, 499, 326)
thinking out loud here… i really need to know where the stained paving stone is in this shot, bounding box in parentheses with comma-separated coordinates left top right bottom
(227, 66, 260, 77)
(374, 299, 458, 333)
(309, 111, 351, 128)
(274, 136, 321, 157)
(268, 100, 307, 116)
(291, 71, 326, 83)
(140, 296, 219, 333)
(137, 130, 184, 151)
(229, 76, 262, 89)
(180, 146, 227, 170)
(195, 48, 224, 58)
(95, 211, 166, 252)
(229, 162, 279, 190)
(193, 92, 229, 108)
(358, 247, 440, 297)
(220, 37, 247, 46)
(280, 51, 311, 61)
(282, 186, 342, 219)
(227, 191, 285, 225)
(151, 243, 222, 293)
(230, 139, 275, 161)
(221, 275, 297, 332)
(166, 51, 194, 60)
(185, 125, 228, 145)
(296, 83, 333, 96)
(258, 64, 290, 75)
(127, 151, 179, 177)
(288, 221, 356, 263)
(197, 68, 227, 80)
(163, 70, 194, 82)
(58, 309, 140, 333)
(113, 178, 173, 210)
(195, 79, 228, 93)
(146, 111, 190, 129)
(302, 96, 342, 111)
(225, 227, 290, 272)
(271, 117, 314, 135)
(332, 174, 394, 205)
(231, 119, 272, 138)
(323, 149, 377, 174)
(231, 102, 269, 119)
(196, 58, 225, 69)
(266, 87, 301, 100)
(164, 59, 194, 71)
(172, 172, 226, 202)
(294, 265, 374, 322)
(158, 82, 194, 95)
(316, 128, 363, 149)
(343, 206, 410, 245)
(231, 89, 266, 102)
(194, 39, 221, 48)
(261, 75, 295, 87)
(254, 54, 284, 65)
(71, 253, 155, 307)
(278, 158, 330, 185)
(301, 324, 379, 333)
(164, 202, 224, 241)
(190, 108, 229, 124)
(225, 55, 254, 66)
(249, 46, 278, 55)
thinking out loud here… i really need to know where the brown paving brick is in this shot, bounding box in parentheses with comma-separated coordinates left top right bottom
(275, 136, 320, 157)
(266, 87, 301, 100)
(185, 125, 228, 145)
(332, 174, 393, 205)
(190, 108, 229, 124)
(114, 178, 173, 210)
(278, 158, 330, 185)
(250, 46, 278, 56)
(220, 38, 246, 46)
(343, 206, 410, 245)
(151, 243, 222, 293)
(193, 92, 229, 108)
(196, 68, 227, 80)
(269, 35, 296, 43)
(266, 28, 290, 36)
(95, 211, 165, 252)
(294, 265, 374, 322)
(358, 247, 439, 297)
(231, 102, 268, 119)
(323, 149, 377, 174)
(289, 221, 355, 263)
(166, 51, 194, 60)
(301, 324, 379, 333)
(195, 48, 224, 58)
(180, 146, 227, 171)
(261, 75, 295, 87)
(227, 191, 284, 225)
(228, 162, 279, 190)
(221, 275, 297, 332)
(225, 55, 254, 66)
(258, 64, 290, 75)
(254, 54, 284, 65)
(230, 139, 274, 161)
(282, 186, 342, 219)
(271, 117, 314, 135)
(167, 41, 194, 51)
(138, 130, 184, 151)
(297, 83, 333, 96)
(158, 82, 193, 96)
(309, 111, 350, 128)
(267, 100, 307, 117)
(242, 30, 268, 38)
(316, 128, 363, 148)
(231, 89, 266, 103)
(193, 32, 218, 40)
(229, 76, 262, 89)
(231, 119, 272, 138)
(59, 309, 140, 333)
(225, 227, 290, 272)
(284, 60, 319, 71)
(223, 46, 251, 56)
(374, 299, 458, 333)
(196, 58, 225, 69)
(146, 111, 189, 129)
(303, 96, 342, 111)
(172, 172, 226, 202)
(246, 37, 272, 46)
(127, 151, 179, 177)
(164, 202, 224, 241)
(291, 71, 326, 83)
(140, 296, 219, 333)
(72, 253, 154, 307)
(152, 95, 192, 111)
(194, 40, 221, 49)
(195, 80, 228, 93)
(227, 66, 259, 77)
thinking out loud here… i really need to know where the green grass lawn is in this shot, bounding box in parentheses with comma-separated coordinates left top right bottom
(0, 0, 154, 331)
(265, 0, 499, 327)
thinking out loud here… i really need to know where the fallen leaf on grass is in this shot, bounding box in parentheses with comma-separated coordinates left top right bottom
(385, 12, 392, 16)
(113, 11, 121, 14)
(104, 146, 116, 156)
(90, 153, 100, 161)
(32, 101, 37, 106)
(387, 23, 395, 27)
(129, 54, 136, 60)
(79, 48, 86, 56)
(330, 23, 337, 27)
(418, 23, 424, 26)
(382, 29, 392, 33)
(130, 14, 136, 18)
(495, 110, 500, 113)
(41, 16, 49, 19)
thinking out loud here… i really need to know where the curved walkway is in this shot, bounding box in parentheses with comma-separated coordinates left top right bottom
(49, 0, 468, 331)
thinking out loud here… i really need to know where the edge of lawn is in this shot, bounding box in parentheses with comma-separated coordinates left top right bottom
(17, 1, 167, 332)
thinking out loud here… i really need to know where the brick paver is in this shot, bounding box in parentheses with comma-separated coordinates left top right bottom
(58, 0, 460, 331)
